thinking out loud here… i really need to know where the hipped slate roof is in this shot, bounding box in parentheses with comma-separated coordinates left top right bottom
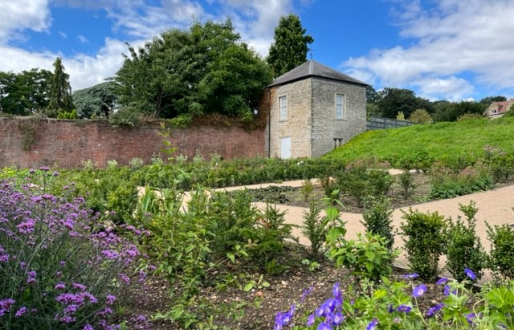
(268, 60, 368, 87)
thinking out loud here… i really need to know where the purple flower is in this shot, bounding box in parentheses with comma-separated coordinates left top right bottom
(136, 314, 146, 322)
(464, 268, 476, 281)
(332, 311, 344, 325)
(366, 318, 379, 330)
(444, 285, 457, 296)
(465, 312, 476, 325)
(83, 325, 94, 330)
(402, 273, 419, 279)
(307, 313, 315, 326)
(16, 219, 35, 234)
(52, 171, 59, 177)
(55, 282, 65, 290)
(274, 305, 295, 330)
(106, 294, 116, 305)
(426, 303, 444, 317)
(27, 270, 37, 284)
(15, 306, 27, 317)
(412, 284, 428, 298)
(102, 250, 119, 259)
(397, 304, 412, 313)
(39, 166, 50, 171)
(301, 286, 314, 302)
(73, 283, 87, 291)
(317, 322, 332, 330)
(436, 277, 448, 285)
(0, 254, 9, 262)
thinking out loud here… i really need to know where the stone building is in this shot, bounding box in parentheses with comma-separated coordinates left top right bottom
(264, 60, 367, 158)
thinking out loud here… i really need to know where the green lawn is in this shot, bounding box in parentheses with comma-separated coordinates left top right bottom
(324, 117, 514, 166)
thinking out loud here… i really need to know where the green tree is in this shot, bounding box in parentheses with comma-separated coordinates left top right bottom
(366, 85, 380, 104)
(432, 100, 486, 122)
(408, 108, 432, 123)
(377, 87, 433, 119)
(47, 57, 73, 118)
(113, 19, 272, 120)
(0, 69, 52, 115)
(73, 82, 117, 118)
(266, 14, 314, 77)
(479, 95, 506, 105)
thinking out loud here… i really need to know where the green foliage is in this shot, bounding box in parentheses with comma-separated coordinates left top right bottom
(327, 230, 399, 284)
(300, 179, 314, 202)
(73, 82, 117, 118)
(457, 112, 485, 121)
(46, 57, 73, 117)
(324, 116, 514, 168)
(429, 164, 493, 199)
(483, 145, 514, 183)
(114, 19, 272, 120)
(56, 109, 78, 119)
(432, 100, 486, 122)
(266, 14, 314, 77)
(361, 196, 394, 250)
(407, 108, 432, 123)
(396, 111, 405, 121)
(109, 103, 143, 127)
(445, 201, 487, 282)
(301, 203, 339, 259)
(487, 222, 514, 280)
(0, 68, 52, 115)
(338, 165, 393, 207)
(400, 209, 447, 281)
(378, 87, 433, 119)
(398, 170, 417, 199)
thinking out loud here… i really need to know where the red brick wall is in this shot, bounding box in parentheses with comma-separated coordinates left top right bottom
(0, 118, 265, 168)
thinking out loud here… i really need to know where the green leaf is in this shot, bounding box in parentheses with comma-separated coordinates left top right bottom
(244, 283, 254, 292)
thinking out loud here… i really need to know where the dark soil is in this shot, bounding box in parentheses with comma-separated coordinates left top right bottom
(126, 244, 450, 330)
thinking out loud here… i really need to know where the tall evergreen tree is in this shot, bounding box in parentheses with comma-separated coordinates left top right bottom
(266, 14, 314, 77)
(47, 57, 73, 117)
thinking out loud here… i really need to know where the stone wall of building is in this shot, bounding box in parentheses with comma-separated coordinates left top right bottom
(310, 78, 366, 157)
(268, 79, 312, 158)
(0, 118, 264, 169)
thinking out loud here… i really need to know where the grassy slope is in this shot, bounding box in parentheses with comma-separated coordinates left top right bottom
(323, 117, 514, 165)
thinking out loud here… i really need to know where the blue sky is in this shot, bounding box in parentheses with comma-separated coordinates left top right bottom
(2, 0, 513, 101)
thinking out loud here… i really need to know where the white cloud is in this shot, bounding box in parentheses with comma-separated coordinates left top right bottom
(77, 35, 88, 43)
(59, 31, 68, 39)
(343, 0, 514, 100)
(0, 0, 52, 43)
(414, 76, 475, 101)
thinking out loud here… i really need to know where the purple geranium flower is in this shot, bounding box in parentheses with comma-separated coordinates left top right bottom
(402, 273, 419, 279)
(412, 284, 428, 298)
(307, 313, 315, 326)
(464, 268, 476, 281)
(317, 322, 332, 330)
(426, 303, 444, 317)
(366, 318, 379, 330)
(436, 277, 448, 285)
(397, 304, 412, 313)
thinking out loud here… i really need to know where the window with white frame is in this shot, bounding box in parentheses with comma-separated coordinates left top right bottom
(279, 95, 288, 121)
(335, 93, 345, 119)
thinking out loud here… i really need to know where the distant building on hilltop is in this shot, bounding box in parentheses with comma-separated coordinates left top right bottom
(263, 60, 367, 158)
(484, 98, 514, 119)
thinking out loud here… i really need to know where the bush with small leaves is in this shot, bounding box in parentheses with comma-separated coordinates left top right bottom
(487, 222, 514, 280)
(400, 209, 447, 281)
(361, 196, 394, 251)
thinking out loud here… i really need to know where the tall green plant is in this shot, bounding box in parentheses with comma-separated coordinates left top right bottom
(361, 196, 394, 250)
(400, 209, 447, 281)
(445, 201, 487, 282)
(301, 203, 339, 259)
(487, 222, 514, 280)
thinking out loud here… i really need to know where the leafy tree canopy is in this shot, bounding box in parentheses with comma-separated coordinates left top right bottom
(366, 85, 381, 104)
(0, 69, 53, 116)
(377, 88, 433, 119)
(47, 57, 73, 117)
(479, 95, 506, 105)
(113, 19, 272, 120)
(266, 14, 314, 77)
(432, 101, 486, 122)
(73, 82, 117, 118)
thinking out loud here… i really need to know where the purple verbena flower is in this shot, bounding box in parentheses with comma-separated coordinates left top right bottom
(55, 282, 65, 290)
(27, 270, 37, 284)
(106, 294, 116, 305)
(15, 306, 27, 317)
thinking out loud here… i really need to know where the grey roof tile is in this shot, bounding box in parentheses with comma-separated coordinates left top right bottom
(268, 60, 368, 87)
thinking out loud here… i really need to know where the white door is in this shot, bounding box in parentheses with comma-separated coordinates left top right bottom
(281, 137, 291, 159)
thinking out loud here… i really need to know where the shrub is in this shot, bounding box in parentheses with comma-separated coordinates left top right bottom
(445, 201, 487, 282)
(483, 145, 514, 184)
(400, 209, 447, 281)
(301, 203, 340, 259)
(408, 108, 432, 123)
(429, 164, 492, 199)
(361, 196, 394, 250)
(487, 222, 514, 280)
(300, 179, 314, 202)
(0, 170, 144, 329)
(327, 231, 399, 284)
(398, 170, 417, 199)
(338, 165, 393, 207)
